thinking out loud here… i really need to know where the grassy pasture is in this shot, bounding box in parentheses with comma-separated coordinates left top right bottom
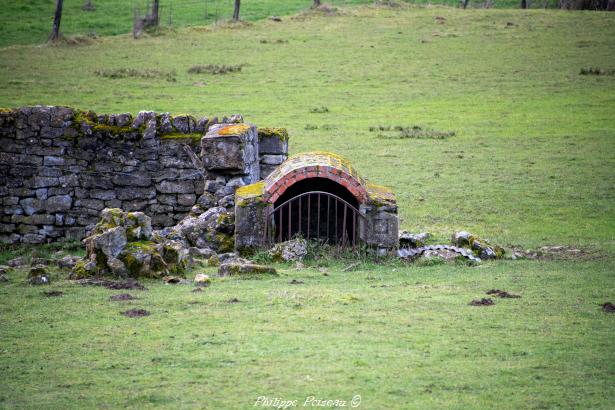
(0, 0, 561, 48)
(0, 5, 614, 409)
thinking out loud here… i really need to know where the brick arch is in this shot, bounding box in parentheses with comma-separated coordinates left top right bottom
(264, 151, 368, 204)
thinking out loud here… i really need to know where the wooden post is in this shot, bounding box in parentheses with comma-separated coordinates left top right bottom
(233, 0, 240, 21)
(49, 0, 64, 42)
(152, 0, 159, 26)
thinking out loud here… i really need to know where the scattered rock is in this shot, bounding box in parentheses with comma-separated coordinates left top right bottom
(602, 302, 615, 313)
(227, 297, 240, 303)
(218, 252, 238, 263)
(188, 247, 215, 259)
(30, 257, 53, 266)
(192, 287, 203, 293)
(43, 290, 63, 297)
(72, 208, 190, 279)
(57, 255, 81, 270)
(121, 309, 150, 317)
(269, 16, 282, 22)
(289, 279, 304, 285)
(452, 231, 504, 259)
(208, 254, 220, 267)
(163, 276, 191, 285)
(219, 262, 277, 277)
(7, 257, 26, 267)
(399, 231, 430, 248)
(268, 238, 308, 262)
(28, 274, 50, 285)
(470, 298, 494, 306)
(27, 265, 50, 285)
(295, 261, 305, 270)
(194, 273, 211, 287)
(486, 289, 521, 298)
(0, 274, 8, 283)
(0, 265, 9, 275)
(421, 249, 460, 262)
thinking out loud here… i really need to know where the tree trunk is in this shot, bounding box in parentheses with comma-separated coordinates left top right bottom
(233, 0, 241, 21)
(463, 0, 470, 8)
(521, 0, 527, 7)
(313, 0, 322, 7)
(152, 0, 159, 26)
(49, 0, 63, 42)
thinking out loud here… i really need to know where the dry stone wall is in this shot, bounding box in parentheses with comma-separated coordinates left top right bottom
(0, 105, 287, 245)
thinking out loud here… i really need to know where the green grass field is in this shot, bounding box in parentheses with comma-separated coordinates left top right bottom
(1, 0, 555, 48)
(1, 4, 614, 409)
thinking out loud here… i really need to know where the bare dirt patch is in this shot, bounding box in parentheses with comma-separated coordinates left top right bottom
(510, 245, 601, 261)
(470, 298, 494, 306)
(602, 302, 615, 313)
(121, 309, 150, 317)
(110, 294, 137, 301)
(75, 278, 147, 290)
(43, 290, 64, 297)
(486, 289, 521, 298)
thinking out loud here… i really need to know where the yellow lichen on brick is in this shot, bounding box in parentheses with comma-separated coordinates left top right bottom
(218, 124, 250, 136)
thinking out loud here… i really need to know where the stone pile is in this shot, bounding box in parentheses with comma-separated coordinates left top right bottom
(72, 208, 190, 279)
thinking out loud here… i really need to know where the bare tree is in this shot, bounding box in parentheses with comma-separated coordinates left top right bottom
(233, 0, 241, 21)
(133, 0, 160, 38)
(49, 0, 64, 42)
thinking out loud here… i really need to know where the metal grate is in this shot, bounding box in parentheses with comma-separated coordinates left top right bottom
(265, 191, 366, 249)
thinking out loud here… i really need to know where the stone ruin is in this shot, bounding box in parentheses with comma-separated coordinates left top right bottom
(1, 106, 400, 277)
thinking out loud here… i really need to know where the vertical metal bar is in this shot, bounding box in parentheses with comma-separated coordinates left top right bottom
(335, 199, 338, 246)
(307, 193, 311, 241)
(317, 193, 321, 241)
(342, 203, 347, 248)
(352, 210, 356, 249)
(327, 195, 330, 243)
(298, 196, 302, 237)
(278, 208, 282, 243)
(287, 202, 291, 241)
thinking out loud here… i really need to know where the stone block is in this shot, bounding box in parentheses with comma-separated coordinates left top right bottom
(258, 127, 289, 154)
(156, 180, 195, 194)
(201, 124, 259, 179)
(45, 195, 72, 213)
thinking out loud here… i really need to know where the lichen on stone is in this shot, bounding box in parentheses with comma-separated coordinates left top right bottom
(218, 124, 251, 136)
(235, 181, 266, 207)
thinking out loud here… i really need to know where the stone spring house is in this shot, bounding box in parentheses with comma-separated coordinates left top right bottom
(0, 106, 398, 254)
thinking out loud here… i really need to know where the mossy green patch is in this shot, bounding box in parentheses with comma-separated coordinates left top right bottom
(160, 132, 202, 143)
(258, 127, 289, 141)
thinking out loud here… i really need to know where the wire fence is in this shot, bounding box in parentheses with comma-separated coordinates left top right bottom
(0, 0, 581, 47)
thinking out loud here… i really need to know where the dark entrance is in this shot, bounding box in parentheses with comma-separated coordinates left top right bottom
(266, 178, 365, 247)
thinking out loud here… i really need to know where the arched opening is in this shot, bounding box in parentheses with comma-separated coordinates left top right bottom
(268, 177, 363, 246)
